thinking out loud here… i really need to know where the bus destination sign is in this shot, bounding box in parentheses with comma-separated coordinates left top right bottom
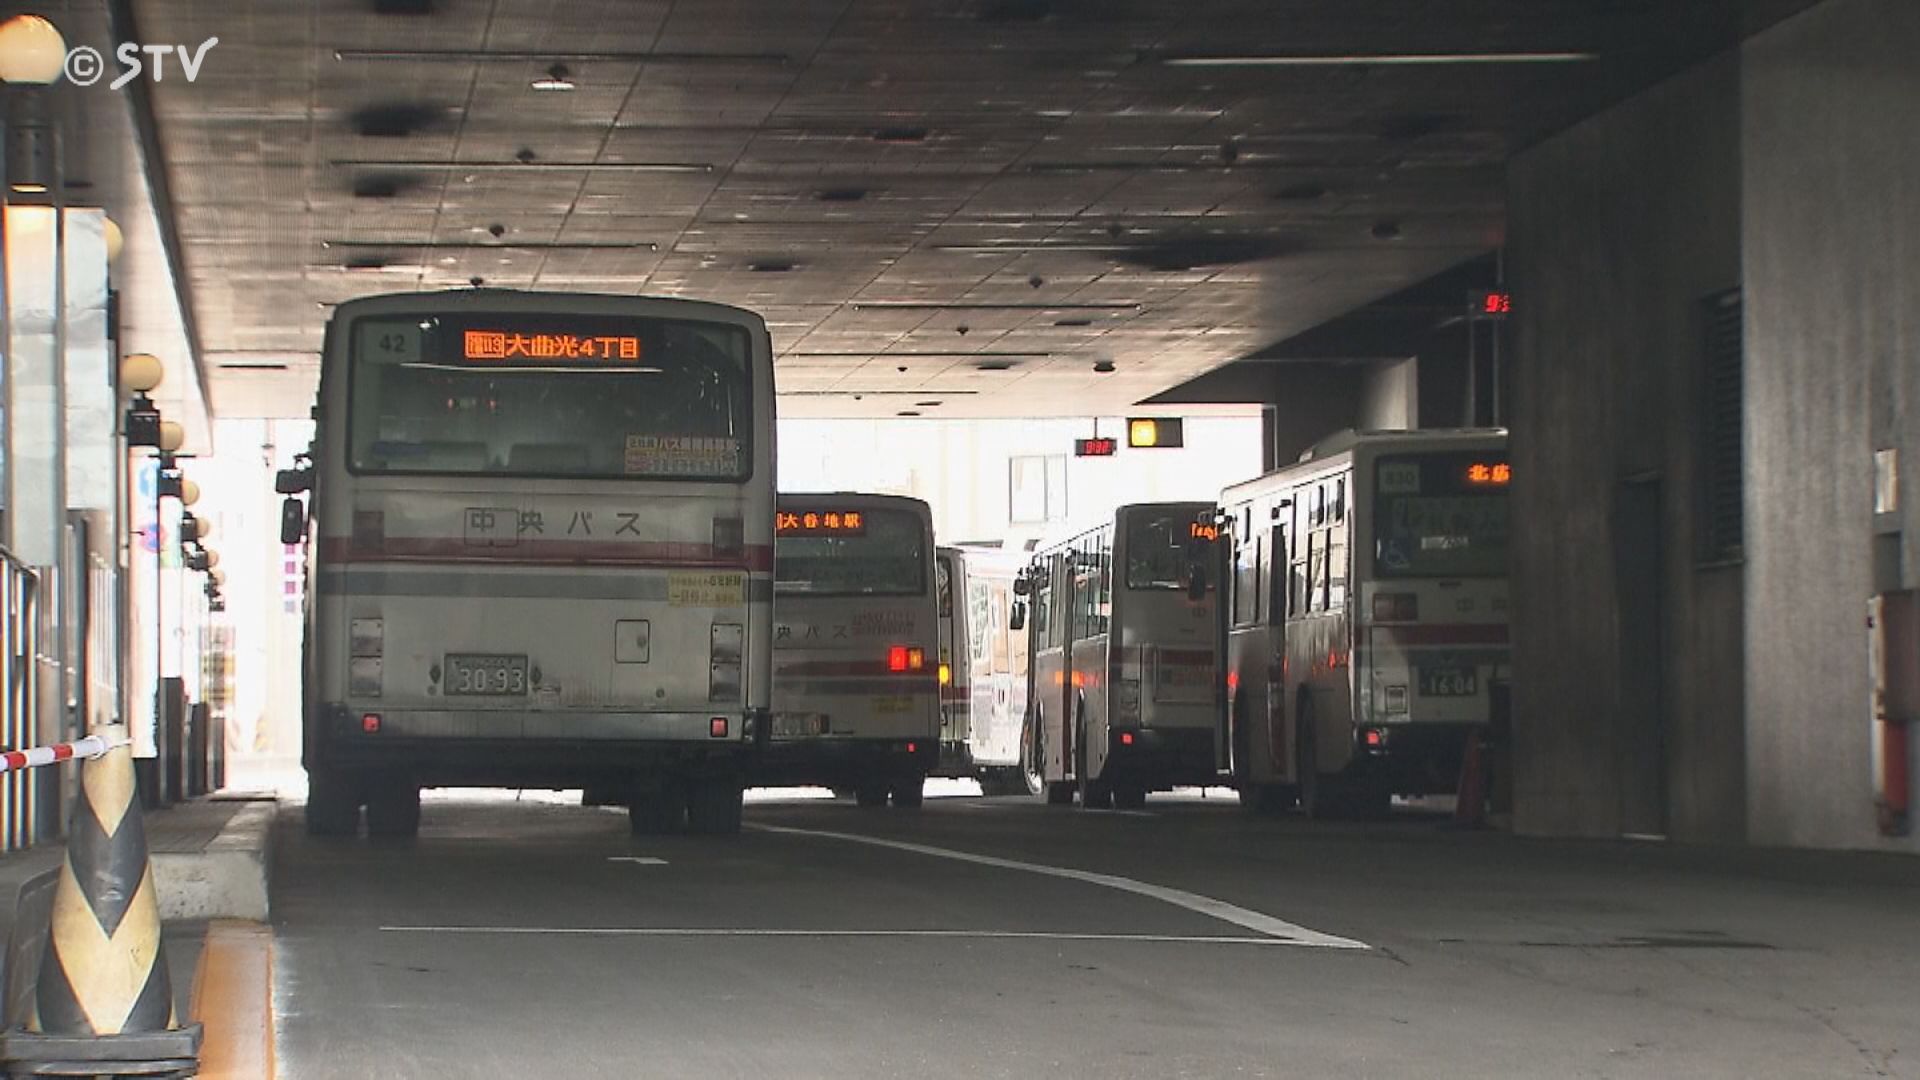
(777, 511, 868, 536)
(1465, 462, 1511, 486)
(462, 329, 644, 363)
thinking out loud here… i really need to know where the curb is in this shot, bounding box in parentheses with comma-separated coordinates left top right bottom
(152, 802, 276, 923)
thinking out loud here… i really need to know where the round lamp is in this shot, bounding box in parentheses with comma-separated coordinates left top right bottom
(103, 216, 124, 263)
(179, 479, 200, 507)
(0, 15, 67, 86)
(156, 420, 185, 453)
(122, 354, 164, 394)
(203, 550, 220, 569)
(192, 519, 213, 542)
(209, 569, 226, 587)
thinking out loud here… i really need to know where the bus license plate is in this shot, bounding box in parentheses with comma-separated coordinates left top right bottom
(445, 654, 529, 696)
(1419, 667, 1477, 697)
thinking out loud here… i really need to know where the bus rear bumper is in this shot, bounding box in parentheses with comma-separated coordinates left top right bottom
(1352, 721, 1483, 795)
(751, 737, 937, 788)
(309, 704, 763, 788)
(1105, 726, 1217, 789)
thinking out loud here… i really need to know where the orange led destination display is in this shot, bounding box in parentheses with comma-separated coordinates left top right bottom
(1465, 462, 1512, 486)
(1189, 521, 1220, 542)
(777, 510, 867, 536)
(463, 329, 643, 363)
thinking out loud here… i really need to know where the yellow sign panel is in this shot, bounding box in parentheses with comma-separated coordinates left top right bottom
(668, 572, 745, 607)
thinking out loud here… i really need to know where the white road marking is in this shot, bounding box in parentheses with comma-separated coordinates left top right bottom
(378, 926, 1291, 946)
(752, 824, 1367, 950)
(608, 856, 668, 865)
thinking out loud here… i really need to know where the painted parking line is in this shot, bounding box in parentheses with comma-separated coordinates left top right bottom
(378, 927, 1292, 946)
(752, 824, 1368, 950)
(189, 919, 275, 1080)
(608, 856, 669, 865)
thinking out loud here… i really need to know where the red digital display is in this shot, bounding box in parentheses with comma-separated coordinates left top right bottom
(777, 510, 867, 536)
(1472, 291, 1513, 316)
(463, 330, 643, 362)
(1465, 462, 1512, 486)
(1075, 437, 1118, 457)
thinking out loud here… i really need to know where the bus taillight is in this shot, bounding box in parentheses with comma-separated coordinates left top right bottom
(1372, 592, 1420, 622)
(889, 646, 908, 672)
(938, 662, 951, 686)
(908, 647, 926, 671)
(361, 713, 382, 734)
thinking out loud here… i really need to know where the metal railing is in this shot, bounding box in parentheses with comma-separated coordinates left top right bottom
(1, 548, 40, 853)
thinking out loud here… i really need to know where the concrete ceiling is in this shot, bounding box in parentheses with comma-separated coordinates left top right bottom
(126, 0, 1817, 419)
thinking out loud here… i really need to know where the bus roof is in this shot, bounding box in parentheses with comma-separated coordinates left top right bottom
(1032, 500, 1216, 556)
(325, 288, 768, 328)
(1221, 427, 1508, 503)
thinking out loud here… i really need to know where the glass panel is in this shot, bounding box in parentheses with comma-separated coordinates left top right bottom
(350, 312, 751, 480)
(774, 508, 928, 597)
(1374, 452, 1511, 578)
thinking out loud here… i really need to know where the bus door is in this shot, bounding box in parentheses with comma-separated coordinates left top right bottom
(1068, 529, 1113, 782)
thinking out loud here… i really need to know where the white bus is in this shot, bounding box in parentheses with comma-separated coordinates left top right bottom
(1219, 429, 1510, 818)
(759, 493, 940, 807)
(931, 546, 1030, 795)
(281, 290, 776, 838)
(1014, 503, 1223, 809)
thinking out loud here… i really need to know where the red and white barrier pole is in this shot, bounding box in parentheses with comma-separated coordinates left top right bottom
(0, 734, 122, 775)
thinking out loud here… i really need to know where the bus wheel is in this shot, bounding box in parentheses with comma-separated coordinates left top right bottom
(629, 780, 687, 835)
(1295, 695, 1338, 820)
(365, 779, 421, 839)
(890, 774, 926, 809)
(854, 782, 889, 808)
(1111, 783, 1148, 811)
(305, 769, 361, 838)
(687, 776, 744, 835)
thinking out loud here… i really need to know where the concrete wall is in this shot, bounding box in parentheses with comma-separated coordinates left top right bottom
(1741, 0, 1920, 852)
(1507, 53, 1748, 841)
(1359, 358, 1419, 431)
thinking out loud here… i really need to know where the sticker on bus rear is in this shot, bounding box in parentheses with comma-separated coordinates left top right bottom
(625, 435, 742, 477)
(669, 572, 745, 607)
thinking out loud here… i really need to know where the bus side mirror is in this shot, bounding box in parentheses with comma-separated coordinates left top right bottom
(276, 455, 314, 494)
(1009, 602, 1026, 632)
(1187, 561, 1209, 602)
(1012, 576, 1031, 597)
(280, 497, 307, 546)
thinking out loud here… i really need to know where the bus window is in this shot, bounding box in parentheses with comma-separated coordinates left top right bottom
(1373, 452, 1511, 578)
(349, 313, 751, 480)
(1031, 564, 1054, 648)
(1232, 527, 1260, 628)
(1328, 513, 1348, 610)
(774, 508, 927, 596)
(1125, 510, 1207, 590)
(989, 583, 1011, 672)
(1267, 525, 1288, 625)
(937, 556, 954, 618)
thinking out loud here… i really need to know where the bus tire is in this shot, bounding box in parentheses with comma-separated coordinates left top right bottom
(854, 782, 889, 808)
(1295, 694, 1339, 820)
(890, 774, 926, 809)
(687, 776, 744, 835)
(365, 779, 421, 839)
(629, 780, 687, 835)
(305, 769, 361, 838)
(1111, 782, 1148, 811)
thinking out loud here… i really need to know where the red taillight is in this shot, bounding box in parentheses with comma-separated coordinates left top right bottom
(888, 646, 909, 672)
(906, 741, 918, 754)
(907, 647, 925, 671)
(710, 717, 729, 738)
(360, 713, 382, 734)
(1372, 592, 1419, 622)
(1227, 670, 1240, 692)
(1119, 732, 1134, 746)
(1364, 728, 1386, 749)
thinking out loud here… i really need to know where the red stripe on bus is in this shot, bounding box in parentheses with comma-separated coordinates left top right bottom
(775, 659, 935, 678)
(1377, 624, 1510, 646)
(317, 537, 773, 571)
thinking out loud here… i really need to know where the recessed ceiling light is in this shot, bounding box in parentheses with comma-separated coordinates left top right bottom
(873, 126, 930, 144)
(817, 187, 868, 202)
(531, 64, 575, 91)
(976, 360, 1017, 371)
(915, 400, 942, 407)
(1055, 318, 1093, 327)
(897, 410, 922, 417)
(1092, 361, 1116, 373)
(749, 260, 795, 273)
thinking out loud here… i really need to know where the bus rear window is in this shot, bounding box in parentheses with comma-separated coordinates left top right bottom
(775, 509, 928, 597)
(1124, 508, 1215, 591)
(348, 312, 751, 480)
(1373, 452, 1510, 578)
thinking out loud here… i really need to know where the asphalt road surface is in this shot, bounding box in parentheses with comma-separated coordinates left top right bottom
(269, 788, 1920, 1079)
